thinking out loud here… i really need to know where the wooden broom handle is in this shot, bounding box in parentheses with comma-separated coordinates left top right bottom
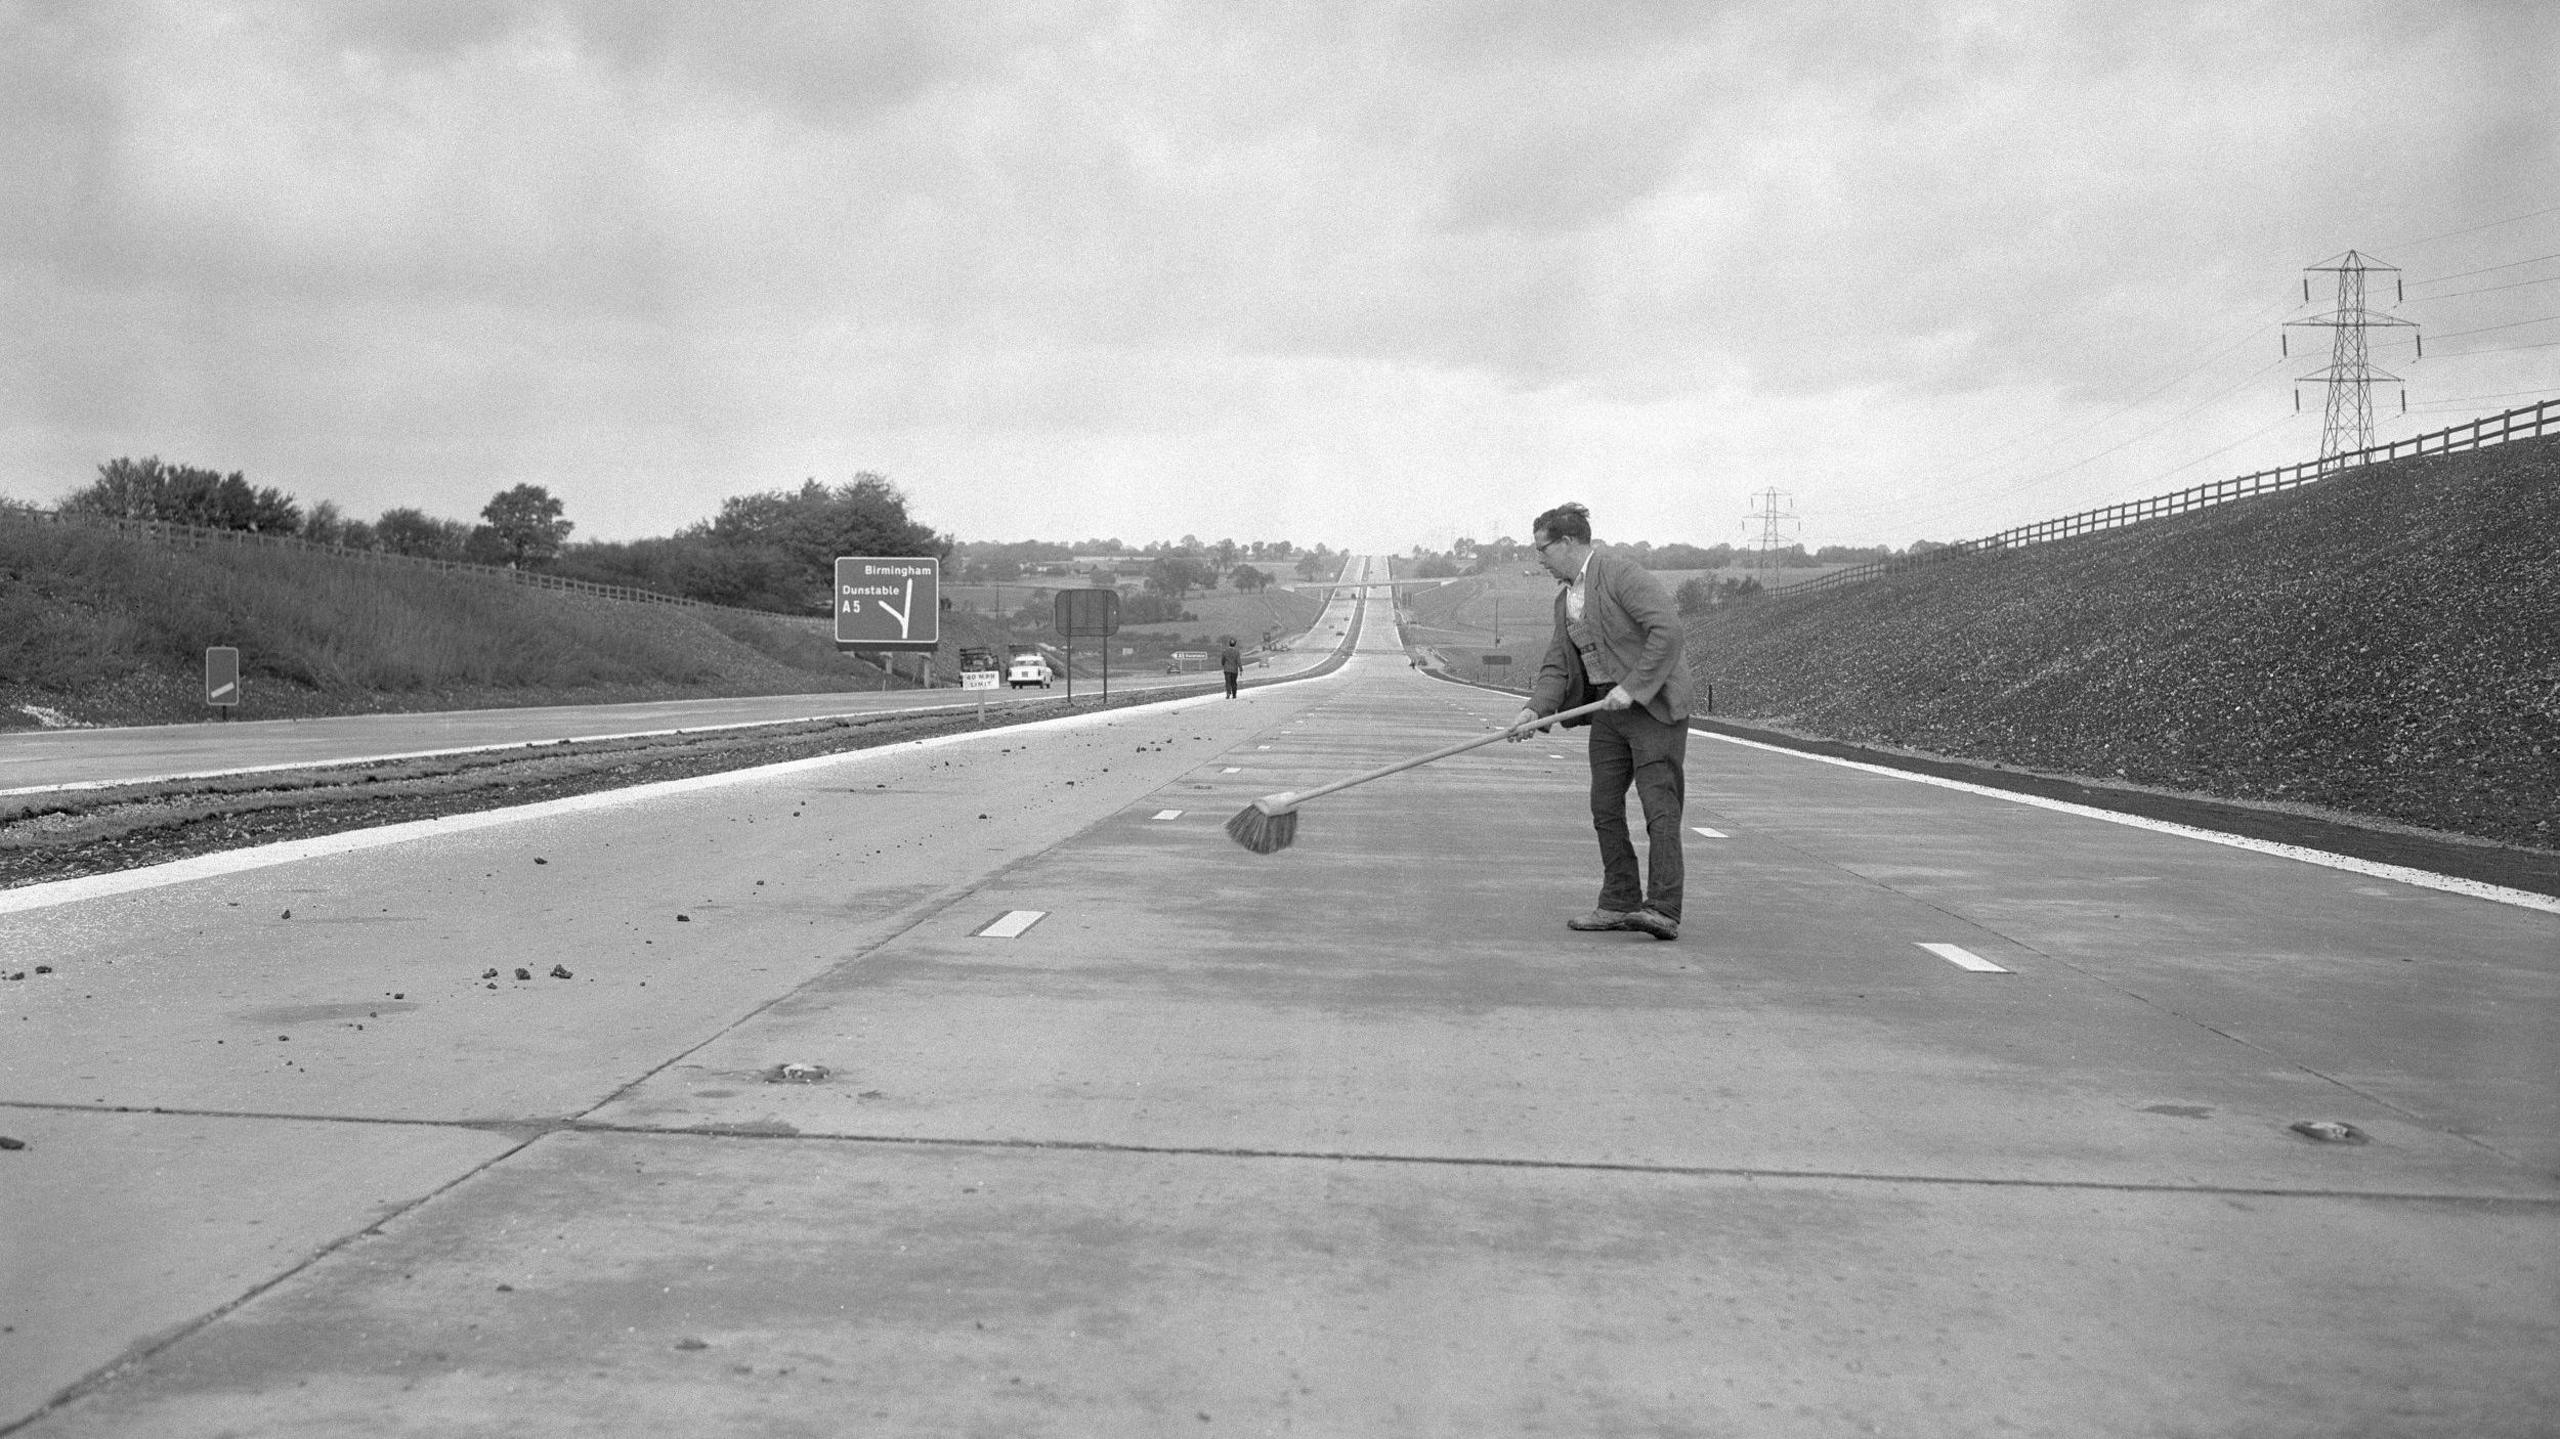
(1284, 698, 1614, 807)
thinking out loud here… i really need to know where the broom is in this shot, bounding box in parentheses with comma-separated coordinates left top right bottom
(1225, 698, 1612, 854)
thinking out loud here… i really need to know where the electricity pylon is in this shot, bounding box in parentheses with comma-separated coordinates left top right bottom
(1743, 487, 1797, 587)
(2284, 250, 2419, 470)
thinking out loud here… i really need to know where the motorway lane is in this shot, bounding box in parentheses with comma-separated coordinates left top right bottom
(0, 585, 1365, 796)
(0, 660, 1348, 1426)
(5, 559, 2555, 1436)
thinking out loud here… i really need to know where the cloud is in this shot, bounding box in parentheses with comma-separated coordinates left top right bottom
(2, 0, 2553, 552)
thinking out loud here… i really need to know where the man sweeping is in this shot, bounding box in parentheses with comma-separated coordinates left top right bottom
(1509, 502, 1695, 941)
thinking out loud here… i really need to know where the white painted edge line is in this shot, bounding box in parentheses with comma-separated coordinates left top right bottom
(977, 909, 1047, 939)
(1918, 941, 2011, 973)
(0, 693, 1256, 916)
(1693, 826, 1729, 838)
(0, 700, 1032, 799)
(1699, 730, 2560, 915)
(1152, 810, 1184, 820)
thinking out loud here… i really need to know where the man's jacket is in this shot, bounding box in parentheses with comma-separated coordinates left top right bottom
(1526, 552, 1695, 726)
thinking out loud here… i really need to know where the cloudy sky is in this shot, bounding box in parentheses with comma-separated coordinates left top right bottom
(4, 0, 2554, 555)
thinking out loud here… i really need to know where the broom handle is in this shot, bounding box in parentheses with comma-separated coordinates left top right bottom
(1284, 698, 1615, 806)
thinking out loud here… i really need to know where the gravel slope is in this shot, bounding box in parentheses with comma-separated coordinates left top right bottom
(1683, 435, 2558, 851)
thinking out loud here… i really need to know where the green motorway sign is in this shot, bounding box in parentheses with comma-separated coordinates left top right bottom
(833, 557, 941, 652)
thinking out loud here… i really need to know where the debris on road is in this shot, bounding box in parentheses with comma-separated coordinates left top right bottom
(767, 1062, 828, 1083)
(2289, 1119, 2370, 1144)
(550, 965, 573, 979)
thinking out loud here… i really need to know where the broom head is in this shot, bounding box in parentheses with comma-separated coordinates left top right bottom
(1225, 792, 1302, 854)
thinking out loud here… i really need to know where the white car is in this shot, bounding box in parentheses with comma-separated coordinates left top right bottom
(1006, 653, 1054, 688)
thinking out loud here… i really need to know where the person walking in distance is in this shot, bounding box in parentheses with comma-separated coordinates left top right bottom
(1510, 503, 1695, 941)
(1219, 636, 1243, 699)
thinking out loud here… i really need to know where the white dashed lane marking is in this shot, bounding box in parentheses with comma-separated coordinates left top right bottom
(1152, 810, 1184, 820)
(1918, 942, 2010, 973)
(1222, 767, 1241, 773)
(1692, 826, 1728, 838)
(977, 910, 1048, 939)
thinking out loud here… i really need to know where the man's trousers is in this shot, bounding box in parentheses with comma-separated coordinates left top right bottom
(1587, 706, 1687, 921)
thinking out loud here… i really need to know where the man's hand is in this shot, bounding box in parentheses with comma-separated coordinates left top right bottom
(1506, 707, 1540, 740)
(1602, 684, 1636, 711)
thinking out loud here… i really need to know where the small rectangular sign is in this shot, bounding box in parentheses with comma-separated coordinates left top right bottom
(1481, 654, 1512, 665)
(1055, 587, 1120, 637)
(960, 671, 999, 690)
(834, 556, 941, 652)
(205, 647, 240, 706)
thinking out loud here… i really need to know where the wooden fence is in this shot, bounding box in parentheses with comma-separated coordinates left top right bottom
(0, 504, 834, 632)
(1766, 398, 2558, 601)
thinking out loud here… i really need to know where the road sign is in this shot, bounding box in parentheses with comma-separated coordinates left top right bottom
(205, 647, 240, 709)
(960, 670, 999, 690)
(834, 557, 941, 652)
(1481, 654, 1512, 666)
(1054, 588, 1119, 637)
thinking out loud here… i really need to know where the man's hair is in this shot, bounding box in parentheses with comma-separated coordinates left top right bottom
(1532, 502, 1591, 545)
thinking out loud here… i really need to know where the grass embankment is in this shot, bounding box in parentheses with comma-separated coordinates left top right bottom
(0, 521, 918, 728)
(1681, 436, 2560, 850)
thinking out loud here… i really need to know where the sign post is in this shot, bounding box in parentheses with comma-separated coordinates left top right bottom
(1054, 589, 1121, 702)
(834, 558, 941, 689)
(205, 647, 240, 720)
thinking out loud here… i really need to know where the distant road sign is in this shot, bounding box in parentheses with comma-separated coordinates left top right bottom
(1481, 654, 1512, 666)
(1055, 588, 1120, 637)
(205, 647, 240, 707)
(834, 557, 941, 652)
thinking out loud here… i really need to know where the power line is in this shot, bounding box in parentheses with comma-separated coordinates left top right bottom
(2383, 203, 2560, 252)
(2408, 250, 2560, 287)
(2421, 313, 2560, 341)
(2419, 273, 2560, 302)
(2409, 386, 2560, 405)
(2416, 336, 2560, 358)
(1820, 304, 2302, 524)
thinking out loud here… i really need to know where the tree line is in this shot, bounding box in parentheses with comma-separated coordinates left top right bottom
(43, 456, 1344, 618)
(58, 457, 578, 569)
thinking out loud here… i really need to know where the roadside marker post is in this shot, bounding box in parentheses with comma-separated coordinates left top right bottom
(204, 647, 240, 721)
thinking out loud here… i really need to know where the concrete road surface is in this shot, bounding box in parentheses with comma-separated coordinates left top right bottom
(3, 561, 2554, 1437)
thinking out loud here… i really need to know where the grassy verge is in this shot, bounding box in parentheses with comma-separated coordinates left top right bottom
(0, 518, 900, 727)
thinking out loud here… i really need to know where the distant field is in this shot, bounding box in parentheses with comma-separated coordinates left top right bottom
(940, 581, 1326, 671)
